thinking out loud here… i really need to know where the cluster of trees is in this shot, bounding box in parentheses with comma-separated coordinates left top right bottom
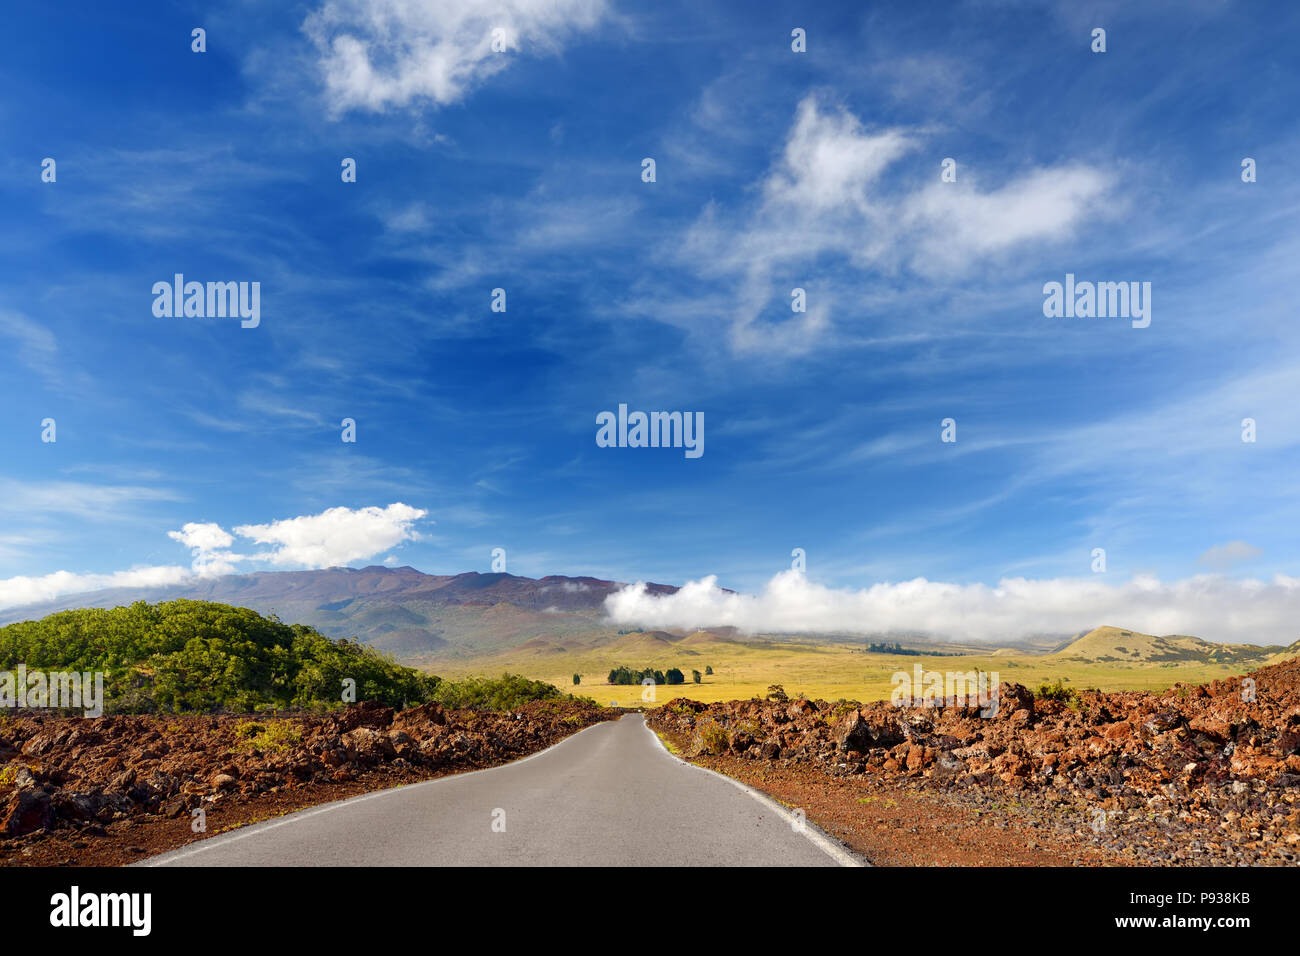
(865, 642, 956, 657)
(866, 641, 925, 656)
(607, 665, 687, 686)
(580, 670, 705, 686)
(0, 600, 563, 714)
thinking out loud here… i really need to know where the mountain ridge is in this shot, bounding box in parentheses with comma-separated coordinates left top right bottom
(5, 568, 1292, 668)
(0, 566, 684, 662)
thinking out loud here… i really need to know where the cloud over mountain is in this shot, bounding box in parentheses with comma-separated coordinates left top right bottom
(605, 569, 1300, 645)
(0, 504, 428, 610)
(234, 503, 427, 568)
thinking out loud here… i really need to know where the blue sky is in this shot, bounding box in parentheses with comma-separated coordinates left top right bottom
(1, 0, 1298, 641)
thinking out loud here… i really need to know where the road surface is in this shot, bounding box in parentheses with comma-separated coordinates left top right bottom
(143, 713, 862, 866)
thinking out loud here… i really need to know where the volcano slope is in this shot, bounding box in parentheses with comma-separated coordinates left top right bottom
(648, 656, 1300, 865)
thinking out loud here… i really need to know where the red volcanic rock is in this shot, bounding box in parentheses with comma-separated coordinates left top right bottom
(649, 656, 1300, 858)
(2, 788, 53, 836)
(0, 698, 610, 848)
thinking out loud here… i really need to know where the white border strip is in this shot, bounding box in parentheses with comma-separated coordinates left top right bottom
(639, 715, 868, 867)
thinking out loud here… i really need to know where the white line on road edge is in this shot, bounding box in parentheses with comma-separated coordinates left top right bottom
(138, 718, 614, 866)
(639, 715, 868, 867)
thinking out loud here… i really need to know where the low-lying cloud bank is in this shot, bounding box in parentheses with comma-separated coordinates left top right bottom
(0, 566, 192, 612)
(603, 570, 1300, 646)
(0, 503, 426, 612)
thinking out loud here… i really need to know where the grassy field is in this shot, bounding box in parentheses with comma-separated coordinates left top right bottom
(429, 627, 1290, 707)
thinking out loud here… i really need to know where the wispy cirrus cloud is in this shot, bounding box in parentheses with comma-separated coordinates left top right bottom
(1199, 541, 1263, 570)
(0, 310, 58, 381)
(303, 0, 609, 114)
(0, 479, 181, 521)
(665, 95, 1115, 354)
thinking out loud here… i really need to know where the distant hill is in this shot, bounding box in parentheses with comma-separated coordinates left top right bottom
(679, 629, 735, 646)
(1051, 625, 1286, 667)
(0, 567, 682, 663)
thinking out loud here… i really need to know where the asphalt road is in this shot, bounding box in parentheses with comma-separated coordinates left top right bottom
(143, 713, 862, 867)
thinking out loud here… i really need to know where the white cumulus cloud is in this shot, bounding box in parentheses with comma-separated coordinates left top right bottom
(0, 503, 430, 611)
(166, 522, 243, 577)
(604, 569, 1300, 646)
(234, 503, 427, 568)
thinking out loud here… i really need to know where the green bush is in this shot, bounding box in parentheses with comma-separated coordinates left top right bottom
(431, 673, 564, 710)
(1037, 678, 1080, 706)
(0, 600, 440, 714)
(232, 719, 303, 754)
(695, 719, 730, 755)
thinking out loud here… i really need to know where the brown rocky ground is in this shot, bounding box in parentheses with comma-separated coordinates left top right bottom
(675, 749, 1124, 865)
(0, 698, 612, 866)
(649, 657, 1300, 865)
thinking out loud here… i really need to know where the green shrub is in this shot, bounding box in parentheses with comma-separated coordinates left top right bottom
(829, 699, 860, 721)
(1037, 678, 1080, 706)
(431, 673, 564, 711)
(232, 720, 302, 754)
(695, 719, 730, 755)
